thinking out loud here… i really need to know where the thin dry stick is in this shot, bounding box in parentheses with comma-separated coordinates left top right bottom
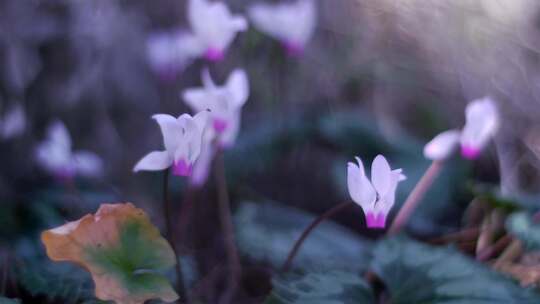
(493, 239, 523, 270)
(477, 234, 512, 262)
(475, 210, 504, 257)
(388, 160, 444, 235)
(214, 150, 241, 304)
(281, 201, 353, 272)
(163, 169, 187, 301)
(427, 227, 480, 245)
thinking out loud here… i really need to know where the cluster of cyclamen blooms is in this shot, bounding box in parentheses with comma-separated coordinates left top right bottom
(347, 97, 500, 229)
(147, 0, 317, 78)
(133, 68, 249, 186)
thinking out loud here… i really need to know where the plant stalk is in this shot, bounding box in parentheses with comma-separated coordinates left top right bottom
(281, 201, 353, 272)
(388, 160, 444, 235)
(163, 169, 187, 301)
(214, 150, 241, 303)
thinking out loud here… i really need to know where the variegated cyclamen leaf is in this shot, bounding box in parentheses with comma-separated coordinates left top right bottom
(371, 236, 540, 303)
(264, 271, 374, 304)
(41, 203, 179, 304)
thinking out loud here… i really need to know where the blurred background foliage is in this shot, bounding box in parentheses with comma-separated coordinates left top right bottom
(2, 0, 540, 303)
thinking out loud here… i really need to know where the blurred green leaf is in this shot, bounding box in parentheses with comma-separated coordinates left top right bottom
(371, 236, 540, 303)
(0, 297, 21, 304)
(17, 259, 95, 301)
(507, 212, 540, 250)
(234, 201, 372, 271)
(264, 271, 374, 304)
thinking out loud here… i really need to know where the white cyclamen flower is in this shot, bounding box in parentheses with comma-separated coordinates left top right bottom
(190, 127, 216, 187)
(133, 111, 209, 176)
(146, 30, 203, 81)
(424, 97, 499, 160)
(187, 0, 247, 62)
(248, 0, 316, 56)
(347, 155, 406, 229)
(182, 68, 249, 148)
(35, 120, 103, 180)
(0, 104, 26, 140)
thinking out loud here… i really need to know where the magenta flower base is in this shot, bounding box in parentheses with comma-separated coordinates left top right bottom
(204, 48, 225, 62)
(365, 212, 387, 229)
(213, 119, 228, 134)
(173, 160, 193, 176)
(461, 145, 480, 160)
(282, 41, 304, 57)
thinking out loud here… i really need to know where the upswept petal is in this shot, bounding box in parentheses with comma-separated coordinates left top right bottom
(192, 110, 210, 135)
(188, 0, 246, 51)
(73, 150, 103, 177)
(201, 68, 217, 90)
(190, 129, 215, 187)
(35, 121, 74, 174)
(347, 158, 376, 211)
(183, 88, 211, 113)
(48, 120, 72, 151)
(371, 155, 392, 196)
(0, 104, 26, 139)
(225, 69, 249, 108)
(152, 114, 181, 154)
(460, 97, 499, 151)
(248, 0, 315, 45)
(423, 129, 461, 160)
(217, 112, 240, 148)
(133, 151, 172, 172)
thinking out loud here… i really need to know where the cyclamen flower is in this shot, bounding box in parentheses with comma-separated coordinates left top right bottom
(186, 0, 247, 62)
(190, 128, 215, 187)
(133, 111, 209, 176)
(424, 97, 499, 161)
(35, 121, 103, 180)
(248, 0, 316, 56)
(347, 155, 406, 229)
(146, 30, 203, 81)
(0, 104, 26, 140)
(182, 68, 249, 148)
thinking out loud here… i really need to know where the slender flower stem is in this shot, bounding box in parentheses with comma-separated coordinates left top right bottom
(387, 160, 444, 235)
(177, 186, 196, 247)
(281, 201, 353, 272)
(214, 150, 241, 303)
(163, 169, 187, 301)
(477, 234, 512, 262)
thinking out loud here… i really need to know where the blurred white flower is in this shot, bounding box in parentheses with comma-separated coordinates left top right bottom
(187, 0, 247, 62)
(248, 0, 316, 56)
(35, 121, 103, 180)
(0, 104, 26, 140)
(424, 97, 499, 160)
(182, 68, 249, 148)
(133, 111, 209, 176)
(347, 155, 406, 229)
(190, 127, 216, 187)
(146, 30, 203, 81)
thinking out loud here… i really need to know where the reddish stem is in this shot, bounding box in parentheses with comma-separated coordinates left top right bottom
(214, 150, 241, 304)
(163, 169, 187, 301)
(281, 201, 353, 272)
(388, 161, 444, 235)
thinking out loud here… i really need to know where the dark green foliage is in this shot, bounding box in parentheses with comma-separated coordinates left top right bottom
(264, 271, 375, 304)
(234, 201, 372, 272)
(371, 236, 540, 303)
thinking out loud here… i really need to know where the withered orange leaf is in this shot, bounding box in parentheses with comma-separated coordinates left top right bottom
(42, 203, 179, 304)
